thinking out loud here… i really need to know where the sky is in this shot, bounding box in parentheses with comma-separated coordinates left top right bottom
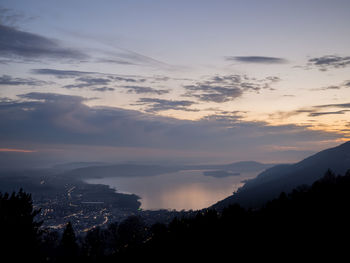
(0, 0, 350, 169)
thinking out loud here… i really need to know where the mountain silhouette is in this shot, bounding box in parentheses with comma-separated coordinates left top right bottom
(66, 164, 180, 179)
(63, 161, 272, 179)
(213, 141, 350, 209)
(185, 161, 273, 174)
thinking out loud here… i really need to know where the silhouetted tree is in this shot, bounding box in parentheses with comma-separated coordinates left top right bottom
(40, 229, 60, 261)
(104, 222, 119, 255)
(82, 227, 105, 261)
(0, 189, 42, 261)
(117, 216, 147, 248)
(59, 222, 79, 260)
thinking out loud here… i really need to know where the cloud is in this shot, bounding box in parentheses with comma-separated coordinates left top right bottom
(122, 86, 169, 95)
(183, 74, 279, 103)
(32, 68, 147, 83)
(96, 58, 136, 65)
(0, 92, 343, 164)
(226, 56, 287, 64)
(0, 148, 36, 153)
(0, 22, 172, 69)
(0, 74, 50, 86)
(135, 98, 197, 112)
(31, 68, 95, 78)
(0, 8, 172, 69)
(0, 7, 36, 28)
(112, 76, 146, 83)
(270, 102, 350, 120)
(32, 69, 116, 91)
(188, 88, 242, 103)
(0, 24, 87, 60)
(17, 92, 86, 103)
(309, 80, 350, 91)
(91, 87, 115, 92)
(314, 102, 350, 109)
(269, 109, 315, 120)
(312, 85, 342, 91)
(62, 76, 154, 91)
(31, 68, 150, 91)
(308, 110, 350, 117)
(63, 77, 111, 89)
(201, 111, 244, 122)
(0, 7, 23, 26)
(307, 55, 350, 71)
(98, 46, 175, 70)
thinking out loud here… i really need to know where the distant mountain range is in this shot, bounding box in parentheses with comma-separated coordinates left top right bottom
(62, 160, 273, 179)
(64, 164, 181, 179)
(213, 141, 350, 209)
(52, 162, 109, 171)
(184, 161, 274, 174)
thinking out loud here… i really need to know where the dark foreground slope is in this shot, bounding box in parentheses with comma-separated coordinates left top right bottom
(2, 170, 350, 261)
(213, 141, 350, 209)
(120, 170, 350, 260)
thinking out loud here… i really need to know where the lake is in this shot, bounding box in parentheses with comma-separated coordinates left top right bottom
(85, 169, 262, 211)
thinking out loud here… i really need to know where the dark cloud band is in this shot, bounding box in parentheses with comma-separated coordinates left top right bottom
(0, 92, 340, 152)
(0, 25, 87, 60)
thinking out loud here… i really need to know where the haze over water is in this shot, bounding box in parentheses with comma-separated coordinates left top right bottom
(85, 170, 262, 210)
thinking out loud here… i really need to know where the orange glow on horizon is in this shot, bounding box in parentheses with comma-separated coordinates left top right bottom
(0, 148, 37, 153)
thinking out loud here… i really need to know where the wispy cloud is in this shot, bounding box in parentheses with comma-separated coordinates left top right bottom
(95, 58, 136, 65)
(32, 68, 153, 92)
(91, 87, 115, 92)
(270, 109, 315, 120)
(63, 77, 112, 89)
(0, 74, 51, 86)
(0, 10, 170, 69)
(0, 148, 36, 153)
(17, 92, 87, 103)
(311, 80, 350, 91)
(307, 55, 350, 71)
(312, 85, 342, 91)
(226, 56, 288, 64)
(31, 68, 95, 78)
(183, 74, 279, 103)
(270, 102, 350, 120)
(32, 68, 147, 83)
(135, 98, 197, 112)
(314, 102, 350, 109)
(201, 111, 244, 123)
(0, 24, 88, 61)
(0, 7, 36, 28)
(107, 47, 173, 69)
(308, 110, 350, 117)
(122, 86, 169, 95)
(56, 28, 175, 69)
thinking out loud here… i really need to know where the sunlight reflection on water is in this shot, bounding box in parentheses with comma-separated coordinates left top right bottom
(85, 170, 261, 210)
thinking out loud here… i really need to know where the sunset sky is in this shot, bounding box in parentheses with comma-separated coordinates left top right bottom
(1, 0, 350, 168)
